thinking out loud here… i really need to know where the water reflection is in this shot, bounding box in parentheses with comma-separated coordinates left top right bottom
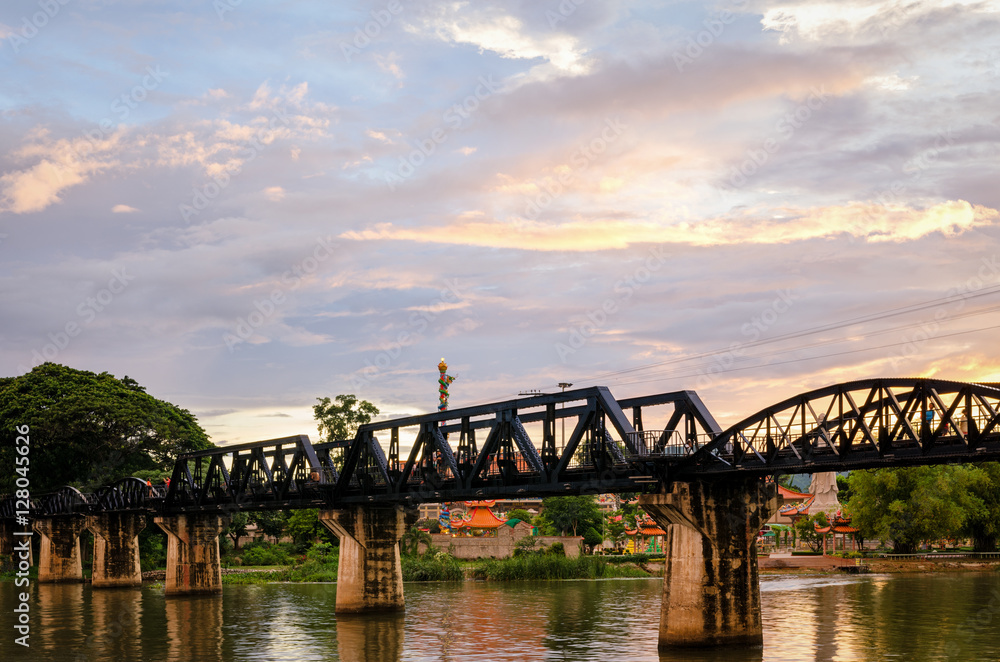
(165, 594, 224, 661)
(35, 583, 86, 658)
(658, 645, 763, 662)
(4, 574, 1000, 661)
(337, 613, 404, 662)
(85, 587, 143, 662)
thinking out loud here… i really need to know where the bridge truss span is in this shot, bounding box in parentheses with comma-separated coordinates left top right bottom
(683, 379, 1000, 476)
(148, 387, 722, 512)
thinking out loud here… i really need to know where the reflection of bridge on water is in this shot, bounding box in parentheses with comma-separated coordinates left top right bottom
(4, 378, 1000, 651)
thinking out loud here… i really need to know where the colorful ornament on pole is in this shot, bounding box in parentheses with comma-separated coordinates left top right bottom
(439, 503, 451, 533)
(438, 358, 455, 411)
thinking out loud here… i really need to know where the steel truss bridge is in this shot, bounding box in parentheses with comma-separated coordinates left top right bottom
(5, 378, 1000, 518)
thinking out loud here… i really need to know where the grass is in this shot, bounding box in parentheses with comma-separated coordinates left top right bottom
(470, 555, 651, 581)
(402, 552, 464, 581)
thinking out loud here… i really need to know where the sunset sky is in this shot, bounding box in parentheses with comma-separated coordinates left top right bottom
(2, 0, 1000, 446)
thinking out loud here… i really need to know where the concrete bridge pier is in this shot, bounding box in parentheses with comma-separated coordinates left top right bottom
(154, 514, 229, 595)
(89, 512, 147, 588)
(319, 506, 416, 614)
(33, 516, 88, 583)
(639, 478, 776, 648)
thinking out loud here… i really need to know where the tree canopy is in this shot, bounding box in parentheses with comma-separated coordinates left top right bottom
(844, 465, 988, 554)
(539, 495, 602, 537)
(0, 363, 212, 493)
(506, 508, 534, 523)
(313, 394, 379, 442)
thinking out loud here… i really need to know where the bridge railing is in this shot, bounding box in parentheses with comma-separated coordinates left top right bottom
(624, 430, 713, 458)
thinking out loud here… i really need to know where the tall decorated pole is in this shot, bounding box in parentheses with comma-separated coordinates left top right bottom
(437, 358, 456, 534)
(437, 358, 455, 412)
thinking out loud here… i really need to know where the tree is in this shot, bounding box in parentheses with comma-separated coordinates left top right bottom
(225, 512, 250, 550)
(540, 496, 602, 537)
(605, 513, 627, 547)
(960, 462, 1000, 552)
(0, 363, 212, 493)
(845, 466, 977, 554)
(249, 511, 288, 544)
(793, 513, 830, 553)
(506, 508, 534, 523)
(313, 394, 379, 442)
(401, 525, 433, 556)
(836, 474, 852, 504)
(583, 526, 603, 552)
(286, 509, 335, 547)
(617, 499, 640, 530)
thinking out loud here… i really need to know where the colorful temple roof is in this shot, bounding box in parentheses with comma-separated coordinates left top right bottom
(630, 516, 666, 537)
(453, 501, 506, 529)
(814, 512, 859, 534)
(778, 496, 815, 516)
(777, 484, 812, 500)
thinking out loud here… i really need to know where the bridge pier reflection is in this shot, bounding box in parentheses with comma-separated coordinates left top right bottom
(165, 594, 224, 661)
(33, 515, 87, 583)
(154, 513, 228, 595)
(640, 478, 776, 648)
(336, 613, 405, 662)
(319, 506, 416, 614)
(88, 512, 146, 588)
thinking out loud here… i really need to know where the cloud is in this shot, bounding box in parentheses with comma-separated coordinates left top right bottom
(264, 186, 285, 201)
(366, 130, 392, 143)
(0, 130, 124, 214)
(760, 0, 1000, 43)
(112, 204, 139, 213)
(0, 83, 335, 215)
(409, 3, 592, 76)
(341, 200, 998, 251)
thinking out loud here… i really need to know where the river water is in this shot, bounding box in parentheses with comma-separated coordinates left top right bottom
(2, 573, 999, 661)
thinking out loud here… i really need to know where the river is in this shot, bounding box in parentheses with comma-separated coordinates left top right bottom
(2, 573, 999, 661)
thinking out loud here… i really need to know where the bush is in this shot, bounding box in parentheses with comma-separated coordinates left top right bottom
(469, 555, 649, 581)
(833, 551, 863, 559)
(240, 543, 292, 566)
(402, 551, 463, 581)
(547, 542, 565, 556)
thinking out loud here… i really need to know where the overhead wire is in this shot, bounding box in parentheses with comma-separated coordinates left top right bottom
(544, 284, 1000, 388)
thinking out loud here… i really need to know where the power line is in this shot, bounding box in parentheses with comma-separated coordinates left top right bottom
(607, 321, 1000, 388)
(549, 285, 1000, 387)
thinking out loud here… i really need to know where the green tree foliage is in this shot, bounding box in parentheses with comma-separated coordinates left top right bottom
(540, 496, 602, 537)
(401, 525, 433, 556)
(224, 512, 250, 550)
(960, 462, 1000, 552)
(845, 466, 979, 554)
(286, 509, 335, 547)
(0, 363, 212, 493)
(249, 511, 288, 544)
(617, 499, 640, 530)
(583, 526, 603, 551)
(836, 474, 852, 504)
(793, 512, 830, 553)
(313, 394, 379, 442)
(605, 513, 626, 546)
(506, 508, 534, 523)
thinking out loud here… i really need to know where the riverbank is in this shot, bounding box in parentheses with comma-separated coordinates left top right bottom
(126, 555, 1000, 586)
(760, 558, 1000, 575)
(210, 554, 659, 585)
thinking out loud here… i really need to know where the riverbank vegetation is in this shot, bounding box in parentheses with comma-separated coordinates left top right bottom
(210, 537, 657, 584)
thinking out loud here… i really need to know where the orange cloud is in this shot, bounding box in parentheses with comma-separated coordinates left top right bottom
(341, 200, 998, 251)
